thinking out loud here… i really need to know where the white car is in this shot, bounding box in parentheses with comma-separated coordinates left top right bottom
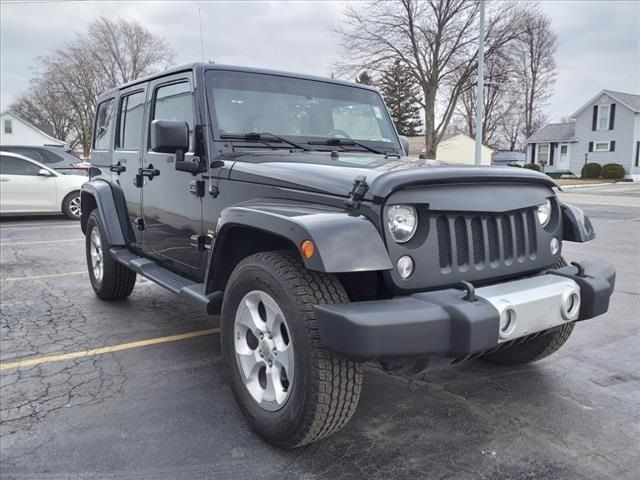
(0, 151, 86, 220)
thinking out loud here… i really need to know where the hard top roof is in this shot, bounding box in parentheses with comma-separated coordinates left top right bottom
(98, 63, 378, 99)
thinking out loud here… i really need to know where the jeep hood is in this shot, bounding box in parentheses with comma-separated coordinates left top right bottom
(227, 152, 557, 201)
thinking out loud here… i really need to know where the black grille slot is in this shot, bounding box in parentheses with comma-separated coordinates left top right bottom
(435, 208, 536, 273)
(515, 213, 525, 258)
(436, 216, 451, 269)
(471, 218, 485, 264)
(454, 217, 469, 266)
(526, 209, 537, 256)
(501, 216, 514, 260)
(487, 217, 499, 262)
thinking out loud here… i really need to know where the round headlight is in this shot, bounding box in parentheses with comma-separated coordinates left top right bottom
(387, 205, 417, 243)
(536, 199, 552, 227)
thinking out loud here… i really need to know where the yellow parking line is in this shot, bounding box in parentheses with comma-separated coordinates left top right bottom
(0, 239, 84, 246)
(1, 271, 86, 282)
(0, 328, 221, 371)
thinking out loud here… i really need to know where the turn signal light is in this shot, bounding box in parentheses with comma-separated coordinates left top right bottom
(300, 240, 315, 259)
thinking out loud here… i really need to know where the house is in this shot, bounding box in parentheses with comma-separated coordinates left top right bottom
(526, 90, 640, 180)
(0, 111, 65, 147)
(492, 150, 526, 166)
(407, 133, 493, 166)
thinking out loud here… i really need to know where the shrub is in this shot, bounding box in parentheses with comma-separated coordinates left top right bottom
(523, 163, 541, 172)
(601, 163, 625, 179)
(507, 162, 523, 167)
(581, 162, 602, 179)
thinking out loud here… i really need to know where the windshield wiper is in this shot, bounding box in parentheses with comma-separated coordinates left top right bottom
(220, 132, 310, 151)
(307, 138, 386, 155)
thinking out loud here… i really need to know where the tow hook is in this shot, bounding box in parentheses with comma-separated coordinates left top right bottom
(571, 262, 586, 277)
(459, 281, 476, 302)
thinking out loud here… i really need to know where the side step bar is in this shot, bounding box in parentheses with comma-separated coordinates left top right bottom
(110, 247, 222, 314)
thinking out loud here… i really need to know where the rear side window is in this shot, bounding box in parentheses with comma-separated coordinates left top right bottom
(152, 82, 193, 150)
(0, 155, 41, 176)
(94, 99, 115, 150)
(117, 90, 146, 151)
(4, 147, 45, 163)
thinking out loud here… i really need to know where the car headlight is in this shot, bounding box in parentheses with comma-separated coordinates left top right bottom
(536, 199, 552, 227)
(387, 205, 417, 243)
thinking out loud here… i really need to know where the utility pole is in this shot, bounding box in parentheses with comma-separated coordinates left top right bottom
(198, 8, 205, 62)
(474, 0, 485, 166)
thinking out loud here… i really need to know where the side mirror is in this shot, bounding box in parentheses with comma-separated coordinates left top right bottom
(399, 135, 410, 156)
(150, 119, 202, 174)
(38, 168, 53, 176)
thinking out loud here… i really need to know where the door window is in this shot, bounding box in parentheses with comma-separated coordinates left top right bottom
(0, 156, 42, 176)
(117, 90, 146, 151)
(94, 99, 116, 150)
(152, 82, 193, 150)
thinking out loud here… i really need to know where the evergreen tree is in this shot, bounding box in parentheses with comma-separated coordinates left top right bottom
(355, 71, 373, 85)
(378, 60, 422, 136)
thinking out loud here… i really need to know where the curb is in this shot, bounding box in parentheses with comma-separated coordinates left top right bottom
(560, 182, 620, 189)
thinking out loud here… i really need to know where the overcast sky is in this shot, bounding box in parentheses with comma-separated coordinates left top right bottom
(1, 0, 638, 123)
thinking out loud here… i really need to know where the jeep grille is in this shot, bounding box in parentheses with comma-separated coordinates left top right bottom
(435, 209, 538, 272)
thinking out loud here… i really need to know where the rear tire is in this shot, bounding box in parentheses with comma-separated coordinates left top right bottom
(62, 191, 81, 220)
(85, 209, 136, 300)
(221, 250, 362, 448)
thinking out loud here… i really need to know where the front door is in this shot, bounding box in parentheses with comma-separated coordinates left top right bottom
(113, 87, 148, 244)
(141, 74, 206, 280)
(558, 144, 570, 170)
(0, 155, 57, 212)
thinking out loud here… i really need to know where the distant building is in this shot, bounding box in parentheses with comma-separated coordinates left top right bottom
(407, 133, 493, 166)
(0, 111, 65, 147)
(525, 90, 640, 180)
(492, 151, 526, 166)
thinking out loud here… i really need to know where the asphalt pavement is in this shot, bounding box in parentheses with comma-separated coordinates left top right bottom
(1, 183, 639, 480)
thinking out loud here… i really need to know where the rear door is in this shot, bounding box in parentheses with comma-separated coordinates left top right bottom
(113, 86, 148, 244)
(0, 155, 57, 212)
(141, 73, 206, 279)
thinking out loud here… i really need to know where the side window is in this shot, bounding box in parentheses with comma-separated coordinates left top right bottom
(117, 90, 146, 151)
(0, 156, 42, 176)
(10, 148, 45, 163)
(94, 99, 115, 150)
(152, 81, 193, 150)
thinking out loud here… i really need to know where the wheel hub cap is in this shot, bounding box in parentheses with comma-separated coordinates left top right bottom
(233, 290, 294, 411)
(90, 227, 103, 282)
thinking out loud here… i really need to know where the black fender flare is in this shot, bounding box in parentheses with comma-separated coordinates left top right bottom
(560, 202, 595, 242)
(80, 180, 131, 246)
(211, 201, 393, 274)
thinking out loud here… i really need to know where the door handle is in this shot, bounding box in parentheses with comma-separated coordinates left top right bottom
(139, 164, 160, 180)
(110, 162, 126, 174)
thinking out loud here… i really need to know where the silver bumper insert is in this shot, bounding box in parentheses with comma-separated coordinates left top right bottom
(476, 274, 581, 342)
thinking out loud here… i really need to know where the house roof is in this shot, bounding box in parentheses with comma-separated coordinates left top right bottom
(0, 110, 65, 146)
(526, 122, 576, 143)
(572, 89, 640, 116)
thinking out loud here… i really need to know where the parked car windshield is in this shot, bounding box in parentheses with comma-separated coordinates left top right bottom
(206, 70, 401, 152)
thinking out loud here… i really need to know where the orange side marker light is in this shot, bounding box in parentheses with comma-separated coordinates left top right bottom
(300, 240, 315, 259)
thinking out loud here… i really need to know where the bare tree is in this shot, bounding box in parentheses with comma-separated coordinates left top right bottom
(514, 6, 557, 139)
(337, 0, 521, 157)
(10, 17, 174, 155)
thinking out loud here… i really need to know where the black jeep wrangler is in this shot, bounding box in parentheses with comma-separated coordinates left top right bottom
(81, 63, 615, 448)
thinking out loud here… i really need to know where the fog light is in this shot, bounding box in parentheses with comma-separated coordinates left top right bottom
(550, 237, 560, 255)
(396, 256, 414, 279)
(499, 308, 517, 338)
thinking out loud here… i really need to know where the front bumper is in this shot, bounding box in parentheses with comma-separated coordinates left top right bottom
(315, 260, 615, 360)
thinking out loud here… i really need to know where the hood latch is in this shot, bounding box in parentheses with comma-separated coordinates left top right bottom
(345, 175, 369, 210)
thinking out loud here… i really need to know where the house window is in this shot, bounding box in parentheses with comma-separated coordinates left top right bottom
(537, 144, 550, 164)
(4, 119, 12, 134)
(597, 105, 610, 130)
(594, 141, 610, 152)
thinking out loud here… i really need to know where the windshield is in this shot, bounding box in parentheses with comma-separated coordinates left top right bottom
(206, 70, 400, 152)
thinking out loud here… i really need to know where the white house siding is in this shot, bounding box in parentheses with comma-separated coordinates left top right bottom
(571, 93, 637, 178)
(0, 112, 65, 147)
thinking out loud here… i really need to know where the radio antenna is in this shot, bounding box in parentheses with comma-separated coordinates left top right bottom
(198, 8, 205, 62)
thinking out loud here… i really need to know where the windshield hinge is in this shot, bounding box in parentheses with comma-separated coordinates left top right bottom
(345, 175, 369, 210)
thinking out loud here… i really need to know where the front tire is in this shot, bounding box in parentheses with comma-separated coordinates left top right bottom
(85, 209, 136, 300)
(62, 191, 81, 220)
(221, 250, 362, 448)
